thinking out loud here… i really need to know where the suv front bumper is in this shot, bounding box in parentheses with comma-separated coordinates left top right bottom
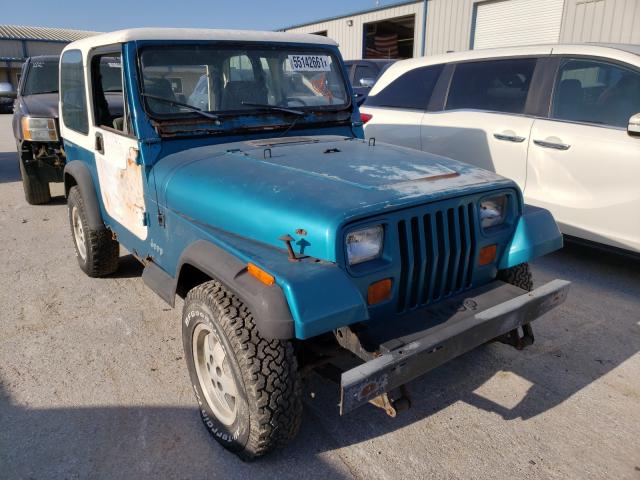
(340, 278, 570, 414)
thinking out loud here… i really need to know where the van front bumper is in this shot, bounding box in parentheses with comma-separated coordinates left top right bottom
(340, 278, 570, 414)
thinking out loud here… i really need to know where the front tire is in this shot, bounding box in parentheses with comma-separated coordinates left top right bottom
(18, 157, 51, 205)
(496, 263, 534, 348)
(67, 186, 119, 277)
(497, 262, 533, 291)
(182, 280, 302, 460)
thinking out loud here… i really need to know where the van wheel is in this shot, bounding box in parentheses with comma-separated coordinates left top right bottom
(182, 280, 302, 460)
(19, 158, 51, 205)
(497, 262, 533, 291)
(67, 186, 119, 277)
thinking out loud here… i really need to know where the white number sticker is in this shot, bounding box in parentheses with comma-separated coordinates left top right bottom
(288, 55, 331, 72)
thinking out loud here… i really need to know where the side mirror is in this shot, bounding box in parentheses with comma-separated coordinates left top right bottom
(628, 113, 640, 136)
(359, 77, 376, 88)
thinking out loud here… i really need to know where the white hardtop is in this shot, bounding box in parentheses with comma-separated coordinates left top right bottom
(62, 27, 338, 54)
(371, 43, 640, 96)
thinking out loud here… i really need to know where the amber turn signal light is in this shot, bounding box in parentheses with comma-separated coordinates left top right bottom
(247, 263, 275, 286)
(368, 278, 392, 305)
(478, 244, 497, 266)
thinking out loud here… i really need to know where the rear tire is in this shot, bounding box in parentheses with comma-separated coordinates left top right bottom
(182, 280, 302, 460)
(67, 186, 119, 277)
(19, 157, 51, 205)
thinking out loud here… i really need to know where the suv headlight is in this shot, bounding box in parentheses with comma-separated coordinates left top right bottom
(480, 195, 507, 229)
(346, 225, 384, 265)
(21, 117, 58, 142)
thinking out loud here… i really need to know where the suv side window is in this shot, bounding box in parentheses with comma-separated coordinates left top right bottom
(552, 58, 640, 129)
(354, 64, 378, 86)
(60, 49, 88, 134)
(365, 64, 444, 110)
(446, 58, 537, 114)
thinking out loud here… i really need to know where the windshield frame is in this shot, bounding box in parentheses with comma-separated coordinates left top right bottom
(135, 41, 353, 124)
(22, 58, 59, 96)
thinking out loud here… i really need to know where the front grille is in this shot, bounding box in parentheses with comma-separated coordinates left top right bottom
(396, 202, 477, 313)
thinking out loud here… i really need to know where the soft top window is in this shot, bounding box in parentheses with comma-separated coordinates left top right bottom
(138, 44, 350, 118)
(60, 49, 88, 134)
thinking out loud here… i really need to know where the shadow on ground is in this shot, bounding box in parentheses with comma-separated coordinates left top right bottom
(0, 150, 20, 183)
(0, 383, 351, 479)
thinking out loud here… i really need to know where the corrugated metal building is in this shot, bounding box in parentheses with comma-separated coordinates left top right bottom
(0, 25, 97, 88)
(282, 0, 640, 61)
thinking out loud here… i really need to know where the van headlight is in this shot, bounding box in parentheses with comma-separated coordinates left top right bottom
(346, 225, 384, 265)
(480, 195, 507, 229)
(21, 117, 58, 142)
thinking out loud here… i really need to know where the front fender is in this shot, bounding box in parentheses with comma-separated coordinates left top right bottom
(498, 205, 563, 269)
(170, 227, 368, 340)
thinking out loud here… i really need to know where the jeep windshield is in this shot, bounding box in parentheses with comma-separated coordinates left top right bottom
(22, 58, 59, 95)
(138, 45, 351, 122)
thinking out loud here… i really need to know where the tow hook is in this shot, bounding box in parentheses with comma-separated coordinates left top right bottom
(497, 324, 535, 350)
(369, 385, 412, 418)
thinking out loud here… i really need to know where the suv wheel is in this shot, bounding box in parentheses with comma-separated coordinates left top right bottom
(67, 186, 119, 277)
(182, 280, 302, 460)
(18, 157, 51, 205)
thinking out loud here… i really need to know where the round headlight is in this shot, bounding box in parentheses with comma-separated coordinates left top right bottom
(346, 225, 384, 265)
(480, 195, 507, 229)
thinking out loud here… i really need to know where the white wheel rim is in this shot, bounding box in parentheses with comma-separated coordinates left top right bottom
(71, 206, 87, 261)
(192, 323, 238, 426)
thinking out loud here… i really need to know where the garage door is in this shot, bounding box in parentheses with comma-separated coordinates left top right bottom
(473, 0, 564, 50)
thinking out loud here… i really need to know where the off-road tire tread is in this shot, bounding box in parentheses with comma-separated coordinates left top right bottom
(187, 280, 302, 460)
(19, 158, 51, 205)
(68, 186, 119, 277)
(497, 262, 533, 291)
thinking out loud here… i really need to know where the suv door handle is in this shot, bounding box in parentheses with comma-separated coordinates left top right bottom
(95, 132, 105, 154)
(533, 139, 570, 150)
(493, 133, 526, 143)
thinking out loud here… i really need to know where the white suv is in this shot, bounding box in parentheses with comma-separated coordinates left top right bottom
(361, 44, 640, 254)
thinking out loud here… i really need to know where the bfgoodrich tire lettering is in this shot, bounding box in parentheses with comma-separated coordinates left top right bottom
(182, 280, 302, 460)
(67, 186, 119, 277)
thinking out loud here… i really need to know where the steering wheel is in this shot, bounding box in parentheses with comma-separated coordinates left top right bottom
(283, 97, 308, 107)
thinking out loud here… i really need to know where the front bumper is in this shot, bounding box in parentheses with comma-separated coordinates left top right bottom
(340, 278, 570, 414)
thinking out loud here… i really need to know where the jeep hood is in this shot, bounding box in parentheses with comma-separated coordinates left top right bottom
(154, 135, 514, 262)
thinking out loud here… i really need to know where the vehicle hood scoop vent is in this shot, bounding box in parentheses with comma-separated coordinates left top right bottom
(245, 136, 319, 147)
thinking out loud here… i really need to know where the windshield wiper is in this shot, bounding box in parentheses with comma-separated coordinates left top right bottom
(141, 93, 221, 121)
(240, 102, 305, 116)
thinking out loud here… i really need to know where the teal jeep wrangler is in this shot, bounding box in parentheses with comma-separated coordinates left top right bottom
(58, 29, 569, 459)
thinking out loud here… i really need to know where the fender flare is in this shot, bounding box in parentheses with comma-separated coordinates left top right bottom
(143, 240, 295, 340)
(63, 161, 103, 230)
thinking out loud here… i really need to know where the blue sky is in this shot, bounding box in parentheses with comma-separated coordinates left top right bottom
(3, 1, 410, 32)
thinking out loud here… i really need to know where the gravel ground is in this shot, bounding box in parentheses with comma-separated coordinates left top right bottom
(0, 114, 638, 479)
